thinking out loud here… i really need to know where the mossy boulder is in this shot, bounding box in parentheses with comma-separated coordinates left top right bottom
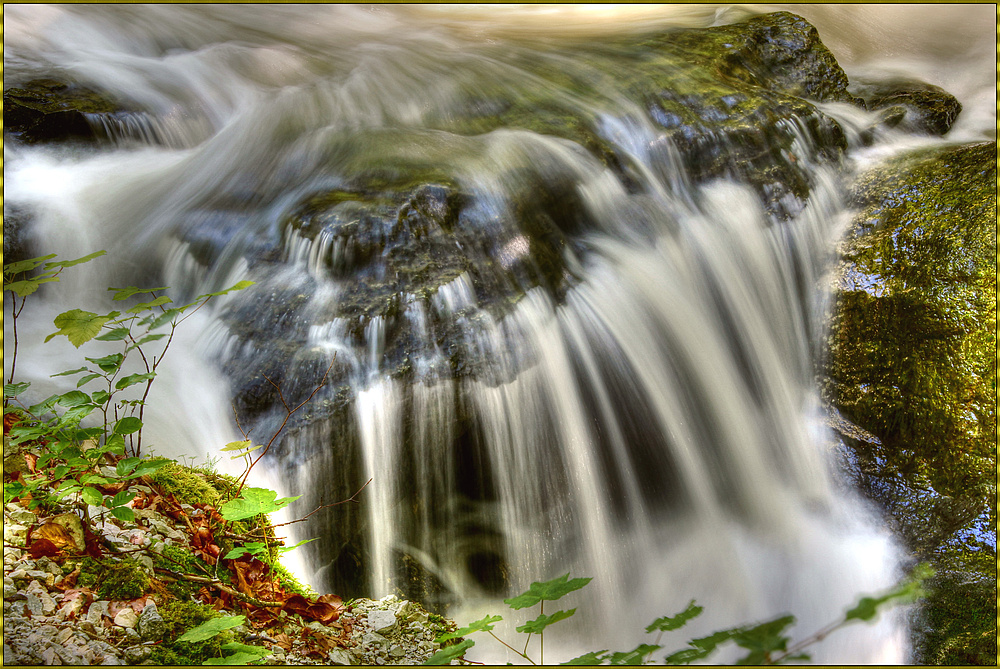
(824, 141, 996, 664)
(824, 141, 996, 504)
(3, 78, 133, 143)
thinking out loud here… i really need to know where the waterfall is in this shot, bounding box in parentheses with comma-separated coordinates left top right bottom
(4, 4, 994, 664)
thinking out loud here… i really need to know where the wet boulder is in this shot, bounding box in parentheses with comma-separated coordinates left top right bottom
(849, 77, 963, 136)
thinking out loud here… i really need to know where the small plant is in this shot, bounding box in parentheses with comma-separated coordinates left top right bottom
(424, 564, 932, 665)
(3, 252, 252, 523)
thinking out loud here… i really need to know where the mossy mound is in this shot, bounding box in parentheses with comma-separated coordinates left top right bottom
(150, 461, 236, 508)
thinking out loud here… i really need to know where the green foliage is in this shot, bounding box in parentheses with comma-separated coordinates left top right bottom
(219, 486, 300, 521)
(504, 573, 592, 610)
(153, 600, 238, 665)
(3, 252, 252, 523)
(177, 615, 247, 643)
(426, 566, 933, 666)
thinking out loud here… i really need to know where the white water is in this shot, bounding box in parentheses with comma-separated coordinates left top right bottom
(4, 4, 994, 664)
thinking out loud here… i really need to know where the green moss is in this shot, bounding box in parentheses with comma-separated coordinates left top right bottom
(96, 558, 152, 601)
(828, 142, 997, 501)
(149, 600, 237, 665)
(150, 461, 237, 507)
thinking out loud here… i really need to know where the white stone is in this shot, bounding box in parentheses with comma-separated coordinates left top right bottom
(114, 608, 138, 629)
(368, 609, 397, 633)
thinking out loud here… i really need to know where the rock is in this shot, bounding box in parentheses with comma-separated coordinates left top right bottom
(388, 645, 405, 659)
(2, 78, 134, 144)
(124, 645, 153, 664)
(137, 603, 166, 640)
(35, 557, 62, 577)
(41, 645, 62, 665)
(368, 609, 398, 634)
(826, 141, 996, 555)
(328, 648, 354, 665)
(849, 77, 962, 136)
(113, 608, 138, 629)
(4, 524, 29, 546)
(86, 601, 111, 626)
(8, 508, 38, 525)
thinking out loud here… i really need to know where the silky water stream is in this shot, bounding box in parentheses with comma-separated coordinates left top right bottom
(4, 4, 995, 663)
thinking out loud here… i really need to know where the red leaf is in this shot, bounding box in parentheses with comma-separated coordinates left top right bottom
(28, 538, 62, 559)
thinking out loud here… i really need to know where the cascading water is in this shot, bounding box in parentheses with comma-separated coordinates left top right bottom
(4, 4, 994, 664)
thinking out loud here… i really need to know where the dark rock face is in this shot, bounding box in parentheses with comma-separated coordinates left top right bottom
(849, 78, 963, 136)
(3, 79, 133, 143)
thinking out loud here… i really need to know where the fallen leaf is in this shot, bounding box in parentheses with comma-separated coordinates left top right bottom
(28, 537, 62, 559)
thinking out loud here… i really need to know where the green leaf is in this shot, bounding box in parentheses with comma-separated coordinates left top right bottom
(422, 639, 475, 665)
(4, 253, 57, 275)
(731, 615, 794, 661)
(203, 643, 273, 664)
(220, 487, 300, 521)
(55, 391, 92, 408)
(277, 537, 317, 554)
(646, 600, 703, 633)
(80, 474, 110, 486)
(104, 434, 126, 456)
(608, 644, 661, 665)
(46, 250, 106, 269)
(176, 615, 246, 643)
(844, 564, 931, 624)
(110, 286, 168, 301)
(221, 439, 252, 452)
(92, 390, 111, 405)
(515, 609, 576, 635)
(202, 652, 265, 665)
(148, 307, 184, 330)
(112, 416, 143, 435)
(111, 490, 136, 507)
(504, 573, 592, 609)
(76, 374, 103, 388)
(4, 277, 58, 297)
(50, 367, 89, 378)
(121, 457, 171, 479)
(222, 546, 255, 561)
(52, 465, 71, 480)
(220, 643, 272, 656)
(81, 486, 104, 507)
(95, 327, 131, 341)
(4, 382, 30, 397)
(195, 280, 255, 300)
(47, 310, 111, 348)
(436, 614, 504, 642)
(135, 333, 167, 345)
(127, 295, 172, 313)
(111, 506, 135, 522)
(562, 651, 610, 665)
(115, 372, 155, 391)
(116, 457, 142, 477)
(85, 353, 125, 374)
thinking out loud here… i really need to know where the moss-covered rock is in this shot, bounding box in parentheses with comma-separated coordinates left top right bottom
(825, 141, 996, 503)
(824, 140, 997, 663)
(3, 78, 133, 144)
